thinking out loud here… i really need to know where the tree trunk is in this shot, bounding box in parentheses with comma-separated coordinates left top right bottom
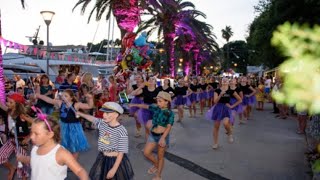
(164, 31, 175, 77)
(0, 13, 5, 104)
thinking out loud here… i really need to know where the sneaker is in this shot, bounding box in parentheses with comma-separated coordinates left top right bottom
(228, 135, 234, 143)
(212, 144, 219, 149)
(134, 129, 141, 138)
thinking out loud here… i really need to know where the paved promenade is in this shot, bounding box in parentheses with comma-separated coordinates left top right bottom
(0, 103, 310, 180)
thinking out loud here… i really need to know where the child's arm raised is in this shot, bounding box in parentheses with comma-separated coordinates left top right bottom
(36, 93, 60, 106)
(76, 111, 96, 123)
(128, 103, 149, 109)
(57, 147, 89, 180)
(75, 94, 94, 110)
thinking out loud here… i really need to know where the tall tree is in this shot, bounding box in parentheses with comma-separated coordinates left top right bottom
(221, 26, 233, 42)
(247, 0, 320, 68)
(175, 15, 219, 75)
(221, 25, 233, 68)
(138, 0, 201, 77)
(73, 0, 140, 39)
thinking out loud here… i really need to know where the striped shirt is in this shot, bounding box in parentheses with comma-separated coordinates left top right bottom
(94, 118, 128, 153)
(58, 81, 78, 93)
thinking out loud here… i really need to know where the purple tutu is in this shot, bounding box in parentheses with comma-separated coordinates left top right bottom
(242, 96, 250, 106)
(137, 104, 153, 125)
(171, 98, 177, 108)
(205, 103, 231, 121)
(207, 90, 214, 99)
(175, 95, 187, 106)
(248, 95, 256, 106)
(230, 98, 243, 114)
(186, 97, 192, 106)
(129, 97, 143, 115)
(188, 93, 197, 103)
(198, 91, 207, 100)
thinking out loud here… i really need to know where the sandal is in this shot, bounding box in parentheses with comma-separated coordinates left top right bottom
(147, 166, 158, 174)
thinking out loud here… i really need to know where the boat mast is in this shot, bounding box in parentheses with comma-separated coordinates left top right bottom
(106, 15, 111, 62)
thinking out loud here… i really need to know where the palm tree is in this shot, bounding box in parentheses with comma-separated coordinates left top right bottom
(174, 10, 219, 75)
(137, 0, 198, 77)
(73, 0, 140, 40)
(221, 25, 233, 42)
(221, 25, 233, 67)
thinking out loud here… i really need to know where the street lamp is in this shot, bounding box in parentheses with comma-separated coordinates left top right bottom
(40, 11, 55, 77)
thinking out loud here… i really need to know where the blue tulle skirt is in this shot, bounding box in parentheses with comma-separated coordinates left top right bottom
(208, 90, 214, 99)
(89, 153, 134, 180)
(175, 95, 187, 106)
(230, 98, 243, 114)
(137, 104, 153, 125)
(198, 91, 207, 100)
(188, 93, 197, 103)
(129, 97, 143, 115)
(206, 103, 231, 121)
(249, 95, 256, 105)
(60, 120, 90, 153)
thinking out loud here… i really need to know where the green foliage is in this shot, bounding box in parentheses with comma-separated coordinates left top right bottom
(271, 22, 320, 114)
(247, 0, 320, 68)
(222, 40, 249, 73)
(312, 159, 320, 174)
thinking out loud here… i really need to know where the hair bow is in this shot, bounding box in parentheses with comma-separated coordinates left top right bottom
(31, 106, 52, 132)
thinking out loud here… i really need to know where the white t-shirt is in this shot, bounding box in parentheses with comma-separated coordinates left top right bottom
(31, 144, 67, 180)
(265, 79, 271, 88)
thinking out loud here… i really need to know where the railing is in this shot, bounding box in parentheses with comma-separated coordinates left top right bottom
(19, 47, 115, 65)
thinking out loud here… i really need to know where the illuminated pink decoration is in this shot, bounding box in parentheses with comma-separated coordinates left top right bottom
(0, 13, 4, 104)
(113, 0, 140, 32)
(164, 32, 176, 77)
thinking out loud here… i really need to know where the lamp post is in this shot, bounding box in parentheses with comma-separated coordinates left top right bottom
(40, 11, 55, 77)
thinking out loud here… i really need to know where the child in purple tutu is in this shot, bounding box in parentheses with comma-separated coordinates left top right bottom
(188, 78, 199, 118)
(239, 77, 256, 123)
(198, 78, 208, 115)
(206, 78, 242, 149)
(126, 73, 145, 137)
(229, 78, 244, 125)
(247, 78, 257, 118)
(207, 76, 219, 107)
(173, 78, 189, 122)
(131, 77, 161, 141)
